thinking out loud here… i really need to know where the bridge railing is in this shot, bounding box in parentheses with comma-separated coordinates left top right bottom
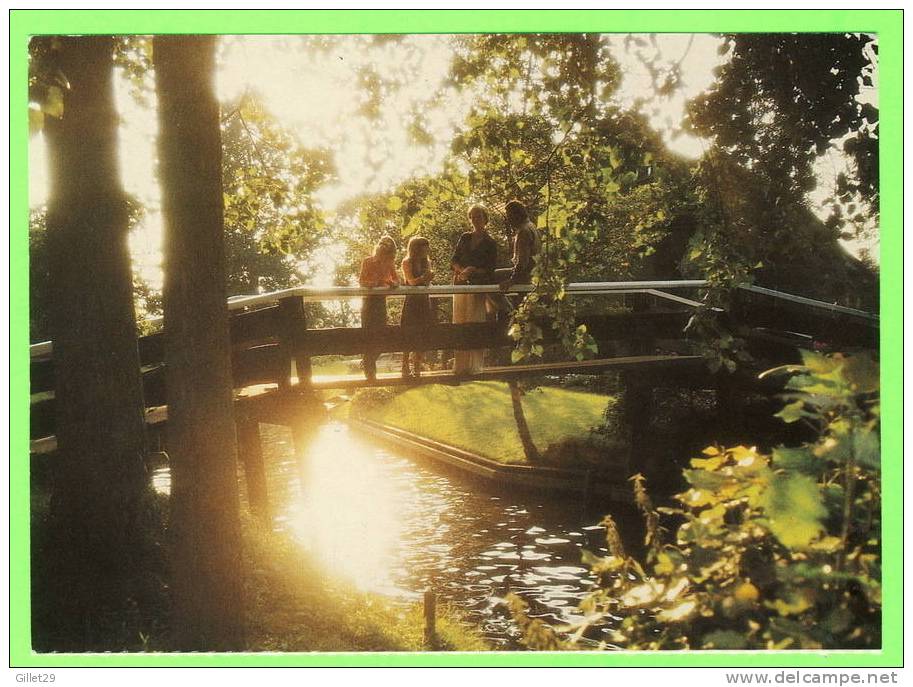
(28, 280, 709, 360)
(30, 280, 711, 439)
(29, 279, 878, 441)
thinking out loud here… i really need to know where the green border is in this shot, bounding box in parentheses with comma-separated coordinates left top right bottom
(10, 8, 903, 669)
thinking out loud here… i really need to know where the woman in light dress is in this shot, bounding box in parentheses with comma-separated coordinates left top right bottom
(450, 205, 497, 374)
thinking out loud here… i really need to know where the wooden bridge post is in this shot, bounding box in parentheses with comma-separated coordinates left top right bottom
(423, 587, 437, 650)
(278, 295, 312, 390)
(236, 411, 270, 520)
(619, 290, 655, 464)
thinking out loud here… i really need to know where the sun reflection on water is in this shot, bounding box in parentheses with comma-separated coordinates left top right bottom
(282, 422, 415, 596)
(150, 419, 628, 646)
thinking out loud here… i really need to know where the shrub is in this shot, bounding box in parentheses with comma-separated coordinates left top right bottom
(349, 387, 400, 418)
(509, 351, 881, 650)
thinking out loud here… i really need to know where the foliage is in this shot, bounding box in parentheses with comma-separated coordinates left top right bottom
(332, 173, 472, 289)
(29, 202, 157, 341)
(349, 387, 401, 417)
(221, 93, 334, 294)
(683, 33, 879, 302)
(427, 36, 683, 362)
(27, 36, 69, 135)
(113, 36, 155, 107)
(509, 351, 880, 650)
(690, 34, 878, 226)
(28, 208, 51, 342)
(331, 32, 878, 366)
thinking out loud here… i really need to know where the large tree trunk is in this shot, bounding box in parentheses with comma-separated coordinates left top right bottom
(41, 35, 149, 647)
(508, 380, 541, 464)
(153, 35, 245, 651)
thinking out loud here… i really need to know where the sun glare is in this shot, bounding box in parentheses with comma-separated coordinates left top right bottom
(285, 422, 404, 595)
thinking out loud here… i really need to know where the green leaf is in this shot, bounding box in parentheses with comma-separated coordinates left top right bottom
(768, 590, 814, 616)
(386, 195, 403, 211)
(581, 549, 625, 574)
(852, 429, 880, 470)
(798, 350, 837, 374)
(683, 469, 727, 491)
(842, 354, 879, 394)
(760, 474, 826, 549)
(702, 630, 748, 650)
(775, 400, 811, 424)
(771, 446, 819, 474)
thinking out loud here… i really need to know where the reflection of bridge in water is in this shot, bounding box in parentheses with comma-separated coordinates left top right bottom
(30, 279, 878, 512)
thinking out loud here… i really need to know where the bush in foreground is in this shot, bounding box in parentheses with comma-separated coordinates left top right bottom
(510, 351, 881, 650)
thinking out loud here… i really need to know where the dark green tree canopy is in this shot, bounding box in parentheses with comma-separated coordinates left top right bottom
(689, 33, 878, 216)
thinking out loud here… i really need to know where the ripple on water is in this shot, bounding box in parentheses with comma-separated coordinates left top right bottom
(246, 421, 635, 646)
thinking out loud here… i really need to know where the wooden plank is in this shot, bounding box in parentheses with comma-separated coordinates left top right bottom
(289, 311, 690, 358)
(142, 364, 167, 406)
(232, 343, 286, 389)
(138, 332, 165, 366)
(230, 304, 281, 347)
(295, 321, 506, 357)
(236, 415, 270, 518)
(220, 279, 710, 310)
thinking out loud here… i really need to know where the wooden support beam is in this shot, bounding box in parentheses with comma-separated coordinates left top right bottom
(278, 296, 313, 390)
(236, 413, 270, 520)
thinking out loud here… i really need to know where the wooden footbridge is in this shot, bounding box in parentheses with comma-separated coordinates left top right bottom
(30, 279, 878, 455)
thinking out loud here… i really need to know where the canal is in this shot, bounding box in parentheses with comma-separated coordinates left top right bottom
(155, 418, 640, 648)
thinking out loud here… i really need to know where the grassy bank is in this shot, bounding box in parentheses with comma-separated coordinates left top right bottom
(350, 381, 614, 465)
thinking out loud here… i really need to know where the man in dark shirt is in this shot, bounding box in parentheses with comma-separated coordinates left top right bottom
(490, 200, 540, 320)
(496, 200, 541, 291)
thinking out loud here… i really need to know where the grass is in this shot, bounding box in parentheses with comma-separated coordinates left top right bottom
(311, 355, 358, 377)
(243, 515, 488, 652)
(352, 381, 614, 465)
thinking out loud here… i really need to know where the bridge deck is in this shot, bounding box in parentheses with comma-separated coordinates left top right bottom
(307, 354, 704, 390)
(29, 354, 703, 454)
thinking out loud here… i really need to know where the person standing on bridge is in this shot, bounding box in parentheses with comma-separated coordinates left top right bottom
(451, 205, 497, 374)
(495, 200, 541, 307)
(359, 236, 400, 381)
(400, 236, 435, 378)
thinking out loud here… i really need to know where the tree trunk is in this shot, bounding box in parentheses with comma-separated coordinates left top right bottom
(154, 35, 245, 651)
(508, 380, 541, 463)
(41, 35, 149, 647)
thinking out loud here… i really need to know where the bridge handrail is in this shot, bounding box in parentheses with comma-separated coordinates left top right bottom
(738, 284, 879, 322)
(28, 279, 878, 359)
(222, 279, 711, 309)
(28, 280, 709, 358)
